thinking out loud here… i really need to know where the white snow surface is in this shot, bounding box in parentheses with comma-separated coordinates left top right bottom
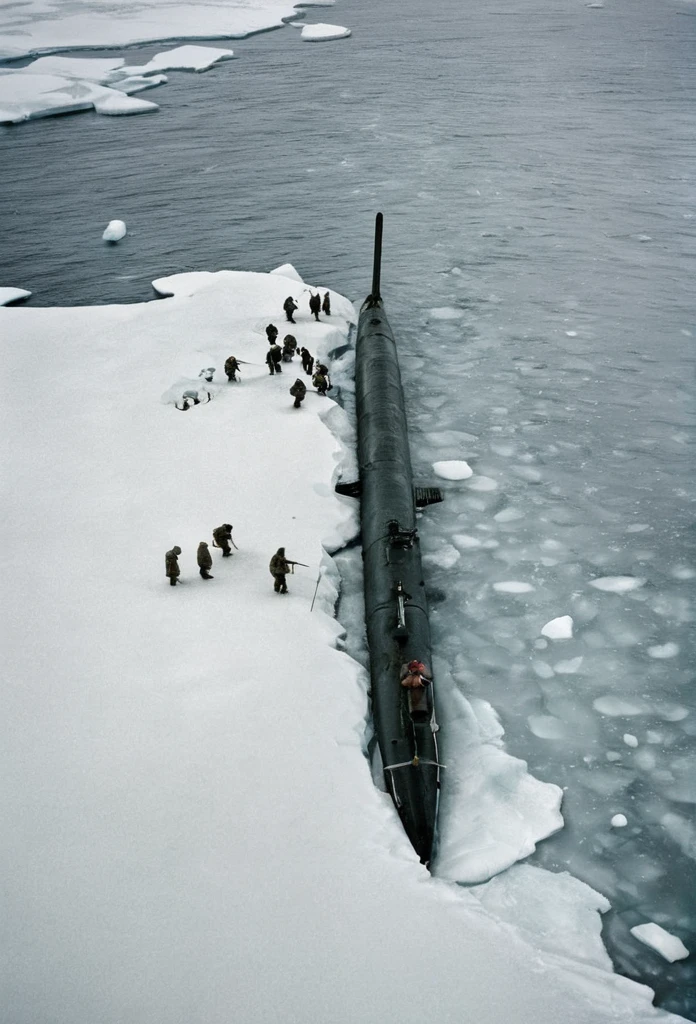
(630, 924, 690, 963)
(301, 22, 351, 40)
(0, 286, 31, 305)
(0, 1, 298, 60)
(102, 219, 127, 241)
(0, 266, 686, 1024)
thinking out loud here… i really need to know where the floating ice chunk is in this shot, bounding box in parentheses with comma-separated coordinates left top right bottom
(528, 715, 567, 740)
(589, 576, 645, 593)
(606, 751, 622, 762)
(111, 74, 168, 95)
(301, 23, 351, 41)
(671, 564, 696, 580)
(451, 533, 482, 549)
(593, 696, 649, 716)
(511, 465, 542, 483)
(468, 475, 498, 491)
(428, 307, 464, 320)
(494, 507, 524, 523)
(626, 523, 650, 533)
(661, 812, 696, 859)
(647, 642, 679, 659)
(630, 923, 689, 962)
(656, 703, 689, 722)
(623, 734, 638, 748)
(270, 263, 305, 283)
(424, 545, 460, 570)
(553, 656, 583, 674)
(646, 730, 663, 744)
(532, 660, 554, 679)
(0, 287, 31, 305)
(634, 748, 656, 771)
(493, 581, 534, 594)
(102, 220, 127, 242)
(0, 70, 159, 123)
(611, 814, 628, 827)
(123, 45, 234, 74)
(94, 92, 157, 115)
(433, 460, 472, 480)
(541, 615, 573, 640)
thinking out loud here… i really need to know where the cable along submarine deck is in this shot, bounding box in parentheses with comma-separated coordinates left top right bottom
(350, 214, 442, 866)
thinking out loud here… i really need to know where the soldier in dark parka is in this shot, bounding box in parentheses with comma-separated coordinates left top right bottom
(265, 323, 279, 344)
(166, 546, 182, 586)
(269, 343, 283, 373)
(322, 291, 331, 315)
(269, 547, 291, 593)
(197, 541, 214, 579)
(283, 296, 298, 323)
(213, 523, 234, 557)
(224, 356, 240, 382)
(312, 370, 328, 396)
(300, 347, 314, 375)
(308, 292, 321, 322)
(290, 378, 307, 408)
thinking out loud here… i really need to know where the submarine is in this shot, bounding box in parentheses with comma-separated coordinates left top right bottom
(338, 214, 443, 865)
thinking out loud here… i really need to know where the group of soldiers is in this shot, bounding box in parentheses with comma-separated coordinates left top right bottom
(165, 533, 304, 596)
(165, 524, 236, 585)
(283, 291, 330, 324)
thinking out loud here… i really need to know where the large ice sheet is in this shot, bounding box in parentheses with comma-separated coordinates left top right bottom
(1, 269, 685, 1024)
(0, 1, 298, 60)
(0, 70, 159, 122)
(434, 683, 564, 883)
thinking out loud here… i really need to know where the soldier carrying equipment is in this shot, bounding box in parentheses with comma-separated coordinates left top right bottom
(283, 296, 298, 323)
(308, 292, 321, 321)
(165, 546, 182, 586)
(224, 356, 240, 382)
(322, 291, 331, 315)
(312, 371, 329, 396)
(269, 548, 308, 593)
(290, 378, 307, 408)
(197, 541, 214, 579)
(212, 523, 235, 557)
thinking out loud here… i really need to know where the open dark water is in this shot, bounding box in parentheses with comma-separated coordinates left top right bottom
(2, 0, 695, 1015)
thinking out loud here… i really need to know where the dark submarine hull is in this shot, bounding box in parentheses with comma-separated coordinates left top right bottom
(353, 217, 441, 865)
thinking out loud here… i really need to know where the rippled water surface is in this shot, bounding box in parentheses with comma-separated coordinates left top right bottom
(2, 0, 695, 1014)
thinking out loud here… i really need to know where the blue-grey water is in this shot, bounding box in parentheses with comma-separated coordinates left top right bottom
(2, 0, 695, 1015)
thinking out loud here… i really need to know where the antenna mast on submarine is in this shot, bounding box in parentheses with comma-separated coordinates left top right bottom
(366, 212, 383, 307)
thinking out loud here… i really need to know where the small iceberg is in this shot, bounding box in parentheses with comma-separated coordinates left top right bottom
(630, 923, 689, 962)
(103, 220, 127, 242)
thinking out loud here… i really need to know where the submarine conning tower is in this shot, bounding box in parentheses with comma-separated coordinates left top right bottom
(353, 213, 442, 866)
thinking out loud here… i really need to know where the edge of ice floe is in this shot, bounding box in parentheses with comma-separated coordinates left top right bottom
(0, 287, 31, 306)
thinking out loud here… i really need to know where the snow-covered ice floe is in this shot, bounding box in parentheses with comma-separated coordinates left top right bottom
(0, 46, 234, 124)
(301, 23, 351, 41)
(0, 1, 298, 59)
(541, 614, 574, 639)
(0, 287, 31, 305)
(1, 264, 688, 1023)
(433, 459, 473, 480)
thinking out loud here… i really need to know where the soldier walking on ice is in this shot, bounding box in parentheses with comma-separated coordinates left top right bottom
(290, 378, 307, 408)
(322, 291, 331, 315)
(212, 523, 235, 557)
(197, 541, 214, 579)
(224, 356, 240, 382)
(308, 292, 321, 322)
(283, 296, 298, 323)
(269, 547, 291, 593)
(166, 546, 182, 586)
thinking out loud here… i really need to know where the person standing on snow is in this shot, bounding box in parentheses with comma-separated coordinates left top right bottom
(224, 356, 240, 382)
(265, 323, 279, 344)
(283, 296, 298, 323)
(322, 291, 331, 315)
(308, 292, 321, 322)
(300, 347, 314, 375)
(166, 546, 182, 586)
(290, 378, 307, 408)
(197, 541, 214, 579)
(269, 547, 291, 594)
